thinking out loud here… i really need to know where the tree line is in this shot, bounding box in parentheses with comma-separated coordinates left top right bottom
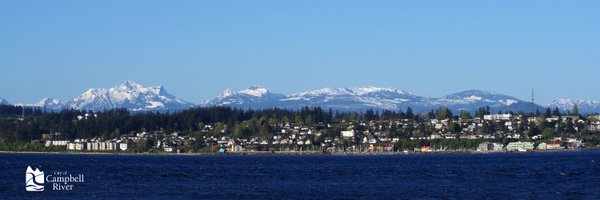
(0, 104, 591, 144)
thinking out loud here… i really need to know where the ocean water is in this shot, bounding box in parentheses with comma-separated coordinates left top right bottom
(1, 151, 599, 199)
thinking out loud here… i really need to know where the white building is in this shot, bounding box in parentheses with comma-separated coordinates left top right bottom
(164, 146, 176, 152)
(67, 142, 86, 151)
(341, 130, 355, 138)
(45, 140, 69, 147)
(118, 142, 132, 151)
(477, 142, 504, 152)
(506, 142, 534, 151)
(86, 142, 117, 151)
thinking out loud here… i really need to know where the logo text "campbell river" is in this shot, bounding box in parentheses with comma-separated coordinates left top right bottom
(26, 166, 85, 192)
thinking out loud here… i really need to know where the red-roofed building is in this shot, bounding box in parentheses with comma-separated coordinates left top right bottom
(547, 140, 563, 150)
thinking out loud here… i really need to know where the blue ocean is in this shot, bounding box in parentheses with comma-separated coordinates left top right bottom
(1, 151, 599, 199)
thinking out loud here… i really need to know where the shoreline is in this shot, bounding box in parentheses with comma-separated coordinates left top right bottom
(1, 148, 597, 156)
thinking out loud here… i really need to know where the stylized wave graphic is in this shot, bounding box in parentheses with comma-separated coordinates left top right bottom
(26, 172, 44, 185)
(26, 185, 44, 191)
(26, 172, 44, 191)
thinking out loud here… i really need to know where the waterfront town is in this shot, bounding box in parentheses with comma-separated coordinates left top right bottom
(37, 110, 594, 154)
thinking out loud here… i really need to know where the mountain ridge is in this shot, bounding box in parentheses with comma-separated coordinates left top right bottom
(203, 86, 545, 113)
(25, 81, 194, 112)
(6, 83, 600, 114)
(547, 99, 600, 114)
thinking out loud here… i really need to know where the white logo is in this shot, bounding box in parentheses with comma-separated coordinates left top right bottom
(26, 166, 44, 192)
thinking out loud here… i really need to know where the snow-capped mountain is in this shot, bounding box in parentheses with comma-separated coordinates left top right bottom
(547, 99, 600, 114)
(280, 87, 425, 111)
(203, 85, 286, 109)
(0, 98, 9, 105)
(20, 83, 600, 114)
(67, 81, 194, 111)
(34, 81, 194, 112)
(203, 86, 541, 113)
(33, 98, 64, 110)
(430, 90, 542, 113)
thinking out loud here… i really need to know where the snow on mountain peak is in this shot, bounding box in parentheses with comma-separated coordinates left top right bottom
(547, 99, 600, 112)
(291, 87, 350, 97)
(239, 85, 269, 97)
(436, 90, 522, 107)
(549, 99, 599, 105)
(500, 99, 519, 106)
(218, 85, 270, 98)
(290, 86, 410, 97)
(218, 89, 237, 98)
(350, 86, 409, 96)
(545, 98, 600, 114)
(30, 98, 64, 110)
(444, 90, 497, 99)
(120, 80, 143, 88)
(4, 84, 562, 113)
(115, 81, 151, 93)
(464, 95, 483, 101)
(548, 99, 574, 107)
(35, 98, 61, 106)
(68, 81, 193, 111)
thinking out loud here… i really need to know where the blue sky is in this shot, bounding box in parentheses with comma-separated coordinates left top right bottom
(1, 1, 599, 104)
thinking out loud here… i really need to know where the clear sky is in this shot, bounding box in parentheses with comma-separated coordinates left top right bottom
(1, 1, 599, 104)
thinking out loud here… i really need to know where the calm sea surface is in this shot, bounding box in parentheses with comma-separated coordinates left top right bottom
(1, 151, 599, 199)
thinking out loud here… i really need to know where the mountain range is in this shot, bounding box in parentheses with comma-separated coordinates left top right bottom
(202, 86, 545, 113)
(547, 99, 600, 114)
(2, 81, 599, 114)
(10, 81, 194, 112)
